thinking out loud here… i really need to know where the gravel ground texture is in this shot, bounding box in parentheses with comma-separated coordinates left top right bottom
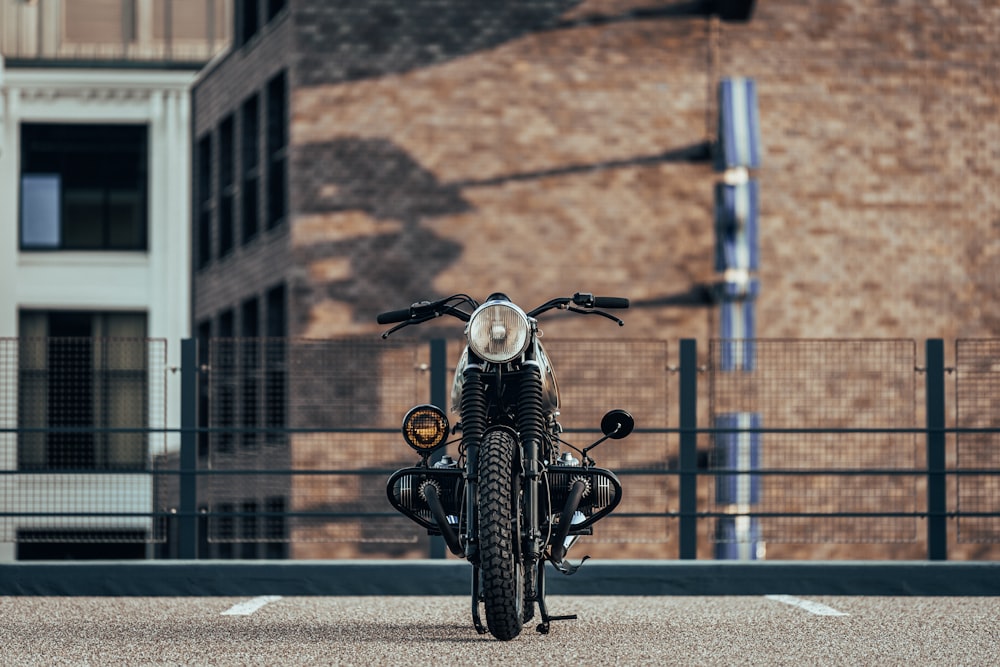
(1, 595, 999, 665)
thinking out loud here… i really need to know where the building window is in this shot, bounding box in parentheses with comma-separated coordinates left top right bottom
(64, 0, 136, 44)
(241, 297, 260, 449)
(218, 115, 235, 258)
(240, 500, 259, 559)
(266, 71, 288, 230)
(236, 0, 284, 47)
(236, 0, 260, 47)
(265, 284, 286, 444)
(215, 502, 235, 559)
(18, 311, 148, 470)
(214, 309, 235, 455)
(197, 320, 212, 459)
(264, 496, 288, 558)
(241, 94, 260, 246)
(20, 124, 148, 251)
(266, 283, 286, 337)
(266, 0, 287, 22)
(196, 134, 213, 269)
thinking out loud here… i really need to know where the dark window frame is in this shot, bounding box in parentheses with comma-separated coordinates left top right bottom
(241, 93, 260, 246)
(218, 115, 236, 259)
(265, 71, 288, 230)
(266, 0, 287, 23)
(214, 309, 236, 455)
(17, 310, 149, 472)
(20, 123, 149, 252)
(236, 0, 260, 48)
(196, 133, 214, 270)
(240, 297, 260, 449)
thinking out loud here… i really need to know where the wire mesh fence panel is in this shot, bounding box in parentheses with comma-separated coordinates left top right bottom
(0, 338, 168, 545)
(955, 340, 1000, 544)
(10, 335, 1000, 557)
(200, 338, 427, 549)
(543, 340, 674, 546)
(709, 339, 920, 548)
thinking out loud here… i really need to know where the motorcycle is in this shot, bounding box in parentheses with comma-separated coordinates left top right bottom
(379, 292, 634, 640)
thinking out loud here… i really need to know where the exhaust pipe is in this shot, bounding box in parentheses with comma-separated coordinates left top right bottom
(549, 479, 587, 564)
(421, 481, 463, 556)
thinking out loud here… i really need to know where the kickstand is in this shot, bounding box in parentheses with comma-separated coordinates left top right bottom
(470, 565, 487, 635)
(535, 559, 577, 634)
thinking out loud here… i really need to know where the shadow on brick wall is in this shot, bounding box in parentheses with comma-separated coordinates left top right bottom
(295, 0, 748, 86)
(297, 137, 467, 320)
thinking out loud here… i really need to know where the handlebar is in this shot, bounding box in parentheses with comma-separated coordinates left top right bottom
(377, 292, 629, 336)
(592, 296, 630, 309)
(376, 308, 412, 325)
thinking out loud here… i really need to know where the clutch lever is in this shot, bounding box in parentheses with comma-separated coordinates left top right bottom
(566, 306, 625, 327)
(380, 313, 434, 339)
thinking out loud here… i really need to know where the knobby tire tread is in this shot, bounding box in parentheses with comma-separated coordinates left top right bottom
(478, 430, 524, 640)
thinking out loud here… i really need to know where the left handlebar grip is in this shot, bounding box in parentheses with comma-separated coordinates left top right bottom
(593, 296, 630, 309)
(377, 308, 411, 325)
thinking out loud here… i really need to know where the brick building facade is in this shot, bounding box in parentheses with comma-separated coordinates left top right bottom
(190, 0, 999, 559)
(193, 0, 999, 346)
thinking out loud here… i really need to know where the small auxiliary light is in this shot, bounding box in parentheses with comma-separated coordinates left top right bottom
(402, 404, 450, 452)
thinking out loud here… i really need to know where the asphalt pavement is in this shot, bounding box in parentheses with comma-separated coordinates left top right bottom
(1, 595, 997, 665)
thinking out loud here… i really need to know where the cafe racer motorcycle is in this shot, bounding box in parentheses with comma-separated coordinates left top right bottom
(379, 292, 634, 640)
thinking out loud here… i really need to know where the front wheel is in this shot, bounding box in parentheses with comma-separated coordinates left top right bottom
(478, 429, 525, 640)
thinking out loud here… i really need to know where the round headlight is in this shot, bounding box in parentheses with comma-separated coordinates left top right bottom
(467, 301, 530, 363)
(402, 405, 450, 452)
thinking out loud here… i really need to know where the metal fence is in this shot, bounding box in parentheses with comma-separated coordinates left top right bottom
(1, 337, 998, 560)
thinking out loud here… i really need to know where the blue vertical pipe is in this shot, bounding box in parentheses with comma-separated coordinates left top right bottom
(715, 77, 762, 172)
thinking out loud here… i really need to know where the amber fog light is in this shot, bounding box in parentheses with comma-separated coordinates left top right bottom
(402, 405, 450, 452)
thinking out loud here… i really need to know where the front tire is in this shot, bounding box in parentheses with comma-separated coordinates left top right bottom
(478, 429, 525, 640)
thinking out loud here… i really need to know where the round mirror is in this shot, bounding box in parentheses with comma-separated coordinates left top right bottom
(600, 409, 634, 439)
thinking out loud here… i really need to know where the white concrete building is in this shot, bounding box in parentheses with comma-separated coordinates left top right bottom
(0, 0, 229, 560)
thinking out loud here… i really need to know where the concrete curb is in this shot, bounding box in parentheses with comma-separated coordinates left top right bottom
(2, 560, 998, 597)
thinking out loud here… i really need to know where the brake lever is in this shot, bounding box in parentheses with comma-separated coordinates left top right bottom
(381, 320, 413, 339)
(380, 314, 431, 338)
(566, 306, 624, 326)
(381, 308, 468, 338)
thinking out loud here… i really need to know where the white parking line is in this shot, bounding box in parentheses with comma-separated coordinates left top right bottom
(765, 594, 848, 616)
(221, 596, 283, 616)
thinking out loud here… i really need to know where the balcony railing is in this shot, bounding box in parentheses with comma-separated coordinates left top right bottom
(0, 0, 231, 64)
(1, 337, 998, 561)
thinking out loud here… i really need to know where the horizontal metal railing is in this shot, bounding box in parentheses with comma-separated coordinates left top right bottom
(1, 425, 998, 560)
(1, 337, 998, 560)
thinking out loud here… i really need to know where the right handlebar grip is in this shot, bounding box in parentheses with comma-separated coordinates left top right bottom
(593, 297, 630, 309)
(376, 308, 411, 325)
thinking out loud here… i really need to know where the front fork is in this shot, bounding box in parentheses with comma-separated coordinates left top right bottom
(467, 361, 552, 634)
(518, 361, 546, 594)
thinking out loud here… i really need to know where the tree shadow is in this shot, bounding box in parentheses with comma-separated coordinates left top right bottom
(297, 136, 723, 323)
(296, 137, 469, 322)
(295, 1, 753, 87)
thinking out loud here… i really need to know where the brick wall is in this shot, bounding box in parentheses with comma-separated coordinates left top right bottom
(190, 0, 1000, 559)
(192, 10, 294, 330)
(721, 0, 1000, 341)
(283, 0, 999, 345)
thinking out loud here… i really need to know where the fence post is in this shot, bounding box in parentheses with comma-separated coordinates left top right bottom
(428, 339, 448, 559)
(679, 339, 699, 559)
(925, 339, 947, 560)
(179, 338, 199, 559)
